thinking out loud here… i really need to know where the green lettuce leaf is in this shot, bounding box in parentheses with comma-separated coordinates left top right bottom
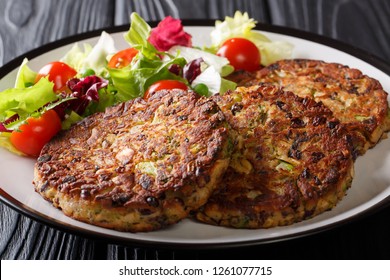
(61, 31, 116, 76)
(14, 58, 37, 89)
(61, 43, 93, 73)
(109, 56, 187, 101)
(0, 78, 57, 122)
(61, 110, 83, 130)
(220, 78, 237, 94)
(124, 12, 158, 60)
(210, 11, 261, 46)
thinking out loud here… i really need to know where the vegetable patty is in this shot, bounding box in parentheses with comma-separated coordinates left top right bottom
(247, 59, 390, 157)
(195, 85, 355, 229)
(33, 90, 232, 232)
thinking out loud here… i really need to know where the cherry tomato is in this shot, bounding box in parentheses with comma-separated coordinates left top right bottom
(144, 80, 188, 99)
(217, 38, 261, 72)
(10, 110, 62, 157)
(108, 48, 139, 69)
(35, 61, 77, 92)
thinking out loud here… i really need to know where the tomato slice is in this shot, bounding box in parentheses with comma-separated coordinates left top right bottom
(108, 48, 139, 68)
(144, 80, 188, 99)
(10, 110, 62, 157)
(35, 61, 77, 92)
(217, 38, 261, 72)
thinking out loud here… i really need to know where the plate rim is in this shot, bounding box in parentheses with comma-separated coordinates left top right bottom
(1, 20, 390, 249)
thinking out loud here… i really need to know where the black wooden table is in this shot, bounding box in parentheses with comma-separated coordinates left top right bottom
(1, 0, 390, 260)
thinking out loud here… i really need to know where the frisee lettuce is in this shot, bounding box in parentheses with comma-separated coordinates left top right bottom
(210, 11, 260, 46)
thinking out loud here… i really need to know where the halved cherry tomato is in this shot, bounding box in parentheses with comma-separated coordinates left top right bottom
(10, 110, 62, 157)
(217, 38, 261, 72)
(108, 48, 139, 69)
(34, 61, 77, 92)
(144, 80, 188, 99)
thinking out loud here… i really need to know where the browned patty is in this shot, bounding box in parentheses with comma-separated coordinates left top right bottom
(195, 85, 355, 229)
(244, 59, 390, 156)
(33, 90, 232, 232)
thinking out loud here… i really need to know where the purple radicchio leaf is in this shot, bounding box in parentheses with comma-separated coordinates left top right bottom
(0, 122, 9, 132)
(1, 114, 20, 132)
(183, 58, 203, 84)
(168, 64, 182, 76)
(65, 76, 108, 115)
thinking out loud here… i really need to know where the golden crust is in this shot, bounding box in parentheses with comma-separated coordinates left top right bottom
(195, 85, 355, 229)
(246, 59, 390, 156)
(33, 90, 231, 232)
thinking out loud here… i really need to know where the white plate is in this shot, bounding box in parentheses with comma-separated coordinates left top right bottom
(1, 23, 390, 248)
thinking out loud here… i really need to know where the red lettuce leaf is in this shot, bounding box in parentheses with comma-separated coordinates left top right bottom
(63, 76, 108, 116)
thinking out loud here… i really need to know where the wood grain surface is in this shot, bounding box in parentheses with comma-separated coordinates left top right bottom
(1, 0, 390, 260)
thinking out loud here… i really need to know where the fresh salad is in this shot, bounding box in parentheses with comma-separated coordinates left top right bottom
(0, 11, 293, 157)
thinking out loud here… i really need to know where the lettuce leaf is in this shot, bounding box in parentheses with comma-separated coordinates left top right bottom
(61, 31, 116, 76)
(220, 78, 237, 95)
(0, 78, 57, 122)
(14, 58, 37, 89)
(109, 56, 187, 101)
(124, 13, 157, 60)
(210, 11, 261, 46)
(83, 31, 116, 75)
(61, 43, 93, 73)
(61, 110, 83, 130)
(257, 40, 295, 66)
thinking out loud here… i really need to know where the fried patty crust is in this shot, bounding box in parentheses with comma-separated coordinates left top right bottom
(247, 59, 390, 156)
(195, 85, 355, 229)
(34, 90, 232, 232)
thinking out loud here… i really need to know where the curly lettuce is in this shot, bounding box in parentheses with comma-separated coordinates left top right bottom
(0, 78, 56, 123)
